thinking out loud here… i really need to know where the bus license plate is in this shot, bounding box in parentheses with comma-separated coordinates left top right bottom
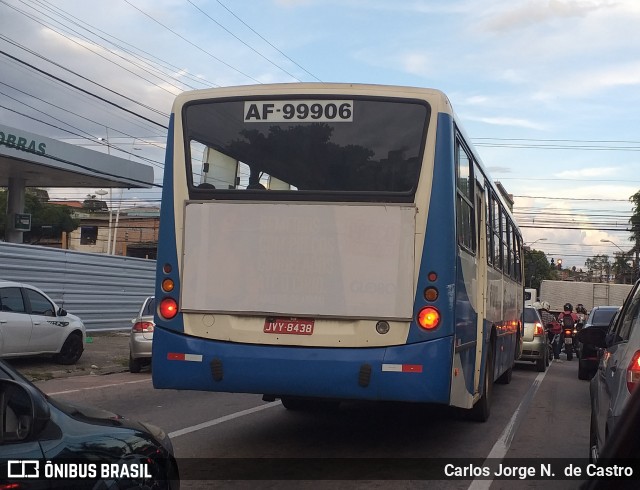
(264, 318, 314, 335)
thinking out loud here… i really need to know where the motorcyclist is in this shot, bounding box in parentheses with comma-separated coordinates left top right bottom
(575, 303, 588, 328)
(536, 301, 561, 361)
(557, 303, 579, 360)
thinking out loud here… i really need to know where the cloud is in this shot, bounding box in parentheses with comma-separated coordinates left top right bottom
(399, 52, 431, 77)
(465, 115, 547, 130)
(550, 61, 640, 96)
(554, 167, 620, 179)
(480, 0, 611, 32)
(487, 165, 512, 174)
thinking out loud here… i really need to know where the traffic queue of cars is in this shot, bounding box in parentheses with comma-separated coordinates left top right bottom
(3, 277, 639, 485)
(575, 280, 640, 463)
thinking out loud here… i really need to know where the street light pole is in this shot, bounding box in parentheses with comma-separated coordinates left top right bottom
(600, 239, 631, 283)
(526, 238, 548, 248)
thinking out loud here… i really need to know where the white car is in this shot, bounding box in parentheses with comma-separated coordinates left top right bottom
(0, 280, 86, 364)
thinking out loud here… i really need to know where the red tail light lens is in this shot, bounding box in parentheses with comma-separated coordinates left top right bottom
(534, 322, 544, 336)
(564, 330, 572, 336)
(159, 298, 178, 320)
(417, 306, 440, 330)
(626, 350, 640, 392)
(132, 321, 154, 333)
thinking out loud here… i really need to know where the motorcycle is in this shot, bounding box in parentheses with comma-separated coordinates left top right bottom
(546, 320, 562, 361)
(574, 310, 587, 357)
(563, 326, 575, 361)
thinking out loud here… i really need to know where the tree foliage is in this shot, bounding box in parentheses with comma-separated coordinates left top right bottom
(524, 248, 556, 290)
(584, 254, 612, 282)
(0, 189, 79, 243)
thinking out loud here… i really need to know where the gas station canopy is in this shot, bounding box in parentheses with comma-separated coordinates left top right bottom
(0, 123, 155, 188)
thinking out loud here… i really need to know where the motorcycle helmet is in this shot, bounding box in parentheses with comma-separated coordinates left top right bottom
(563, 303, 573, 312)
(576, 304, 587, 314)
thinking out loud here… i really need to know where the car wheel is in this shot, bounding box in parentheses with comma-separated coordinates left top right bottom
(578, 359, 590, 380)
(54, 333, 84, 365)
(545, 346, 550, 366)
(589, 412, 599, 463)
(129, 352, 143, 373)
(536, 350, 547, 372)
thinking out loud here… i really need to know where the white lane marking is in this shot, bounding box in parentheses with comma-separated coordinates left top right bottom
(45, 378, 151, 396)
(168, 401, 282, 438)
(467, 367, 549, 490)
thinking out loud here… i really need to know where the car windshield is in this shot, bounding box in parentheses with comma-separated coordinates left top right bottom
(592, 308, 618, 325)
(524, 308, 539, 323)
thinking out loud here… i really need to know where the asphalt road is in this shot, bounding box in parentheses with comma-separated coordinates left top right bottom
(29, 356, 593, 489)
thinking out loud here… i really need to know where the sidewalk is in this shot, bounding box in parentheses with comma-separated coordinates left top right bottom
(6, 331, 133, 382)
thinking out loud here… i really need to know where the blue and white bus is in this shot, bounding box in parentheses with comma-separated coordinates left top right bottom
(152, 83, 524, 421)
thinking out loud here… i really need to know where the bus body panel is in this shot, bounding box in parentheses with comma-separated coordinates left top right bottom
(180, 201, 416, 321)
(152, 326, 453, 403)
(152, 84, 524, 414)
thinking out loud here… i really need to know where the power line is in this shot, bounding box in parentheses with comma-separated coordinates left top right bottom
(123, 0, 262, 84)
(4, 0, 186, 95)
(0, 36, 169, 119)
(500, 177, 640, 183)
(475, 137, 640, 145)
(186, 0, 302, 81)
(30, 0, 215, 89)
(214, 0, 322, 82)
(0, 49, 168, 129)
(514, 195, 630, 202)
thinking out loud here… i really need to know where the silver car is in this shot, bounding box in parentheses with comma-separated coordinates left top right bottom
(129, 296, 155, 373)
(585, 279, 640, 462)
(0, 280, 86, 364)
(518, 306, 549, 372)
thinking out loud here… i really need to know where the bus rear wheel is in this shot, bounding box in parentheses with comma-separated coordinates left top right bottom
(467, 345, 493, 422)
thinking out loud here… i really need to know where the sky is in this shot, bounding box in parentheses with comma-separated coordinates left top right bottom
(1, 0, 640, 270)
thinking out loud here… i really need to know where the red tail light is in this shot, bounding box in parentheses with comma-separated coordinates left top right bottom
(417, 306, 440, 330)
(534, 322, 544, 336)
(159, 298, 178, 320)
(132, 321, 154, 333)
(626, 350, 640, 392)
(564, 329, 572, 336)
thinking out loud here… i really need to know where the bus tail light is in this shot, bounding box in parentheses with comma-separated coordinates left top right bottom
(159, 298, 178, 320)
(424, 287, 438, 301)
(162, 278, 175, 292)
(417, 306, 440, 330)
(626, 350, 640, 392)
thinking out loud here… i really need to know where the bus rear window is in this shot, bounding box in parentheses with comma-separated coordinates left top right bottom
(183, 97, 429, 200)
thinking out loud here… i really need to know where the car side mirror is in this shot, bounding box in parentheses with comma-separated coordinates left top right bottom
(576, 327, 607, 348)
(0, 379, 50, 444)
(57, 307, 67, 317)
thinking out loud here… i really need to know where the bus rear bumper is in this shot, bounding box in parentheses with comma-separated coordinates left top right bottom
(152, 327, 454, 404)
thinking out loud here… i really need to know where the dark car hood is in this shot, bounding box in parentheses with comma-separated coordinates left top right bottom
(45, 396, 174, 455)
(48, 396, 165, 438)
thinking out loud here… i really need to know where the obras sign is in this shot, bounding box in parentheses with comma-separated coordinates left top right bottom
(0, 130, 47, 156)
